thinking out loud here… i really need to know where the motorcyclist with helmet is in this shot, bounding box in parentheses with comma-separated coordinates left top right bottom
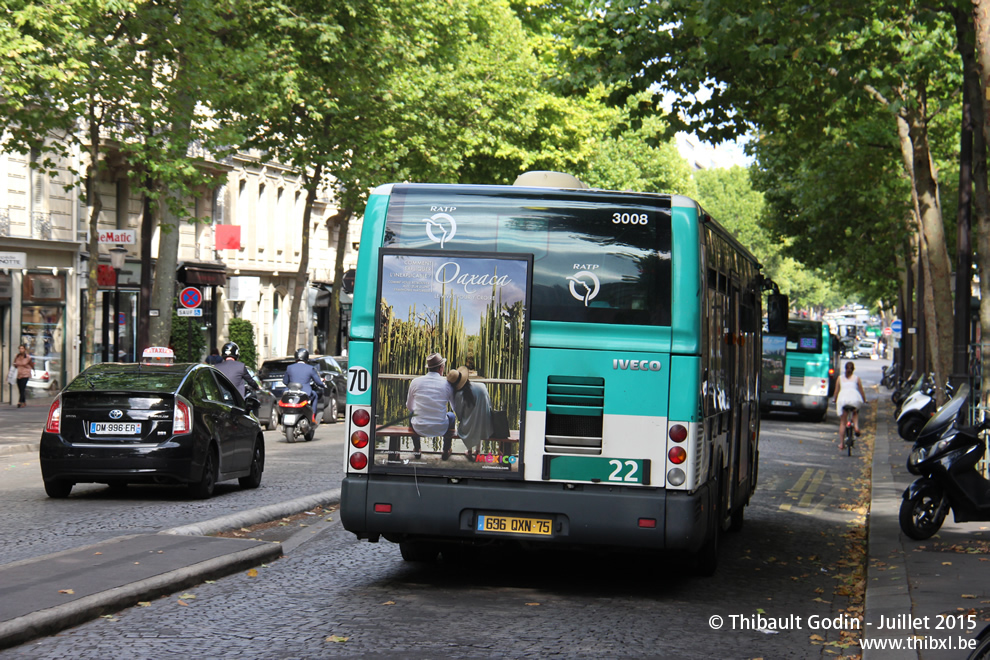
(213, 342, 259, 400)
(283, 348, 325, 421)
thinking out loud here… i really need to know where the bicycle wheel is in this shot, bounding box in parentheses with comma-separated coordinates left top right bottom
(846, 425, 854, 455)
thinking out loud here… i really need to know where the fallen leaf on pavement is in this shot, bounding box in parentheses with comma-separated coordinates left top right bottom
(247, 568, 258, 577)
(382, 601, 395, 605)
(326, 635, 348, 643)
(180, 593, 196, 599)
(58, 589, 74, 595)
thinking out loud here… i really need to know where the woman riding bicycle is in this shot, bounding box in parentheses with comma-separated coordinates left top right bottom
(833, 361, 867, 451)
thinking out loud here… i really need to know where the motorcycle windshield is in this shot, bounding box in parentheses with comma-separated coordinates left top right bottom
(918, 383, 969, 439)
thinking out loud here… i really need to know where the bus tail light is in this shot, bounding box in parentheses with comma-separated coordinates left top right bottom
(668, 424, 687, 443)
(667, 468, 686, 486)
(346, 404, 372, 473)
(352, 408, 371, 427)
(374, 503, 392, 513)
(351, 430, 369, 448)
(638, 518, 656, 528)
(668, 446, 687, 464)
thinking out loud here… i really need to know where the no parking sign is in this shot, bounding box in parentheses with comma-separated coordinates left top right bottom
(179, 287, 202, 309)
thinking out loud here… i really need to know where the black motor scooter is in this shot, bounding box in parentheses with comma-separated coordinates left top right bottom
(278, 382, 324, 443)
(899, 384, 990, 540)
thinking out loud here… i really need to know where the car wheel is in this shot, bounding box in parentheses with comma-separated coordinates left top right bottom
(188, 445, 218, 499)
(266, 410, 278, 431)
(239, 436, 265, 489)
(44, 479, 73, 499)
(323, 393, 339, 424)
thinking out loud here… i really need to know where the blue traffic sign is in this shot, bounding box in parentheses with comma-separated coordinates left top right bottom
(179, 287, 202, 309)
(891, 319, 902, 334)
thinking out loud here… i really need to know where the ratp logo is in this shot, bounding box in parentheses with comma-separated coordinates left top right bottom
(422, 213, 457, 248)
(567, 271, 600, 306)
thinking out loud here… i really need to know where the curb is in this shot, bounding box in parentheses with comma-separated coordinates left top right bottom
(862, 393, 916, 659)
(160, 488, 341, 536)
(0, 444, 38, 457)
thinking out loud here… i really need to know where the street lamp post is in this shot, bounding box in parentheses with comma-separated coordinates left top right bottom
(109, 245, 127, 362)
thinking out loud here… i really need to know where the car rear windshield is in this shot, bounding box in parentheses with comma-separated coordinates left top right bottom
(65, 365, 188, 392)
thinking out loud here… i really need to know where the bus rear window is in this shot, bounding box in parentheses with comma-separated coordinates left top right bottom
(382, 185, 672, 326)
(786, 321, 823, 354)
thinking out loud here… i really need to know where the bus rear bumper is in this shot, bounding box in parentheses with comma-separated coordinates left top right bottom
(341, 474, 712, 552)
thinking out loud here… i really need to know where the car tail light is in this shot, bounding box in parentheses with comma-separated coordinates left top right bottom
(349, 452, 368, 470)
(668, 446, 686, 464)
(173, 397, 192, 435)
(45, 396, 62, 433)
(668, 424, 687, 443)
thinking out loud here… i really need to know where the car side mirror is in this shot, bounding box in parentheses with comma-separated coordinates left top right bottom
(244, 394, 261, 414)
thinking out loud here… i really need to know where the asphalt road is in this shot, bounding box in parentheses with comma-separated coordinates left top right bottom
(0, 421, 346, 566)
(0, 360, 887, 658)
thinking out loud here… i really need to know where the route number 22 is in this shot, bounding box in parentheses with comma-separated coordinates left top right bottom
(608, 459, 640, 483)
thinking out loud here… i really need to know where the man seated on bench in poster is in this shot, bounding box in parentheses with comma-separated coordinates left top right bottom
(405, 352, 456, 460)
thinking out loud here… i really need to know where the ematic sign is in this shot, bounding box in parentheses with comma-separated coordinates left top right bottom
(179, 287, 202, 309)
(177, 308, 203, 317)
(98, 229, 137, 245)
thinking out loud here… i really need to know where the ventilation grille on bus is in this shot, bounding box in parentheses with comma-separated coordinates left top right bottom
(788, 366, 805, 387)
(545, 376, 604, 455)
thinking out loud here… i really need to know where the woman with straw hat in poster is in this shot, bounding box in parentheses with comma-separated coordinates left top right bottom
(447, 366, 493, 460)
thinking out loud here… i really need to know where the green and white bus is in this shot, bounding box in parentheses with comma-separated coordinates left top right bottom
(760, 319, 838, 421)
(340, 173, 770, 574)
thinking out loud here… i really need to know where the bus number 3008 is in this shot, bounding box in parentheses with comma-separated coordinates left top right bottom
(612, 212, 649, 225)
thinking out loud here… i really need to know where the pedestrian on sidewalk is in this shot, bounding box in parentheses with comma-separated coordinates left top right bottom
(833, 361, 866, 450)
(13, 344, 33, 408)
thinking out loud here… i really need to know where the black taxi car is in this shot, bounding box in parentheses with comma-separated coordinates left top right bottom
(39, 362, 265, 499)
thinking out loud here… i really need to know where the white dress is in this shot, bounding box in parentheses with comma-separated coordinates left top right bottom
(835, 374, 864, 414)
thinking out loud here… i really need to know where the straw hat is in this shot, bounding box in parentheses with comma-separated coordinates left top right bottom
(446, 366, 470, 391)
(426, 353, 446, 370)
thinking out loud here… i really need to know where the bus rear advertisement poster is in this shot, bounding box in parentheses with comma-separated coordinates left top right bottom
(373, 250, 532, 475)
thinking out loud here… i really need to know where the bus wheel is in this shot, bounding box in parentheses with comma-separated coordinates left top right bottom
(400, 540, 440, 563)
(695, 471, 722, 576)
(728, 505, 745, 533)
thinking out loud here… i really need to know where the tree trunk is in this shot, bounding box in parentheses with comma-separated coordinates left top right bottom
(83, 109, 103, 368)
(972, 0, 990, 406)
(138, 180, 155, 355)
(952, 6, 976, 383)
(326, 206, 354, 355)
(148, 191, 180, 347)
(285, 163, 322, 355)
(896, 91, 954, 401)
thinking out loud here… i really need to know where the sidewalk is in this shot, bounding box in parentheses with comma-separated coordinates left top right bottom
(0, 399, 48, 456)
(0, 487, 340, 651)
(863, 390, 990, 658)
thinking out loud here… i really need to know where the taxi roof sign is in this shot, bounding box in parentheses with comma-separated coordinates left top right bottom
(141, 346, 175, 364)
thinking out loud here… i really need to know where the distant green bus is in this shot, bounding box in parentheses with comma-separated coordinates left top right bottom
(761, 319, 838, 421)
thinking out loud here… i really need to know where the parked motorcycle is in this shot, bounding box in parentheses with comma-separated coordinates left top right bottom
(881, 362, 899, 390)
(278, 382, 324, 443)
(896, 377, 952, 443)
(892, 371, 925, 414)
(899, 384, 990, 540)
